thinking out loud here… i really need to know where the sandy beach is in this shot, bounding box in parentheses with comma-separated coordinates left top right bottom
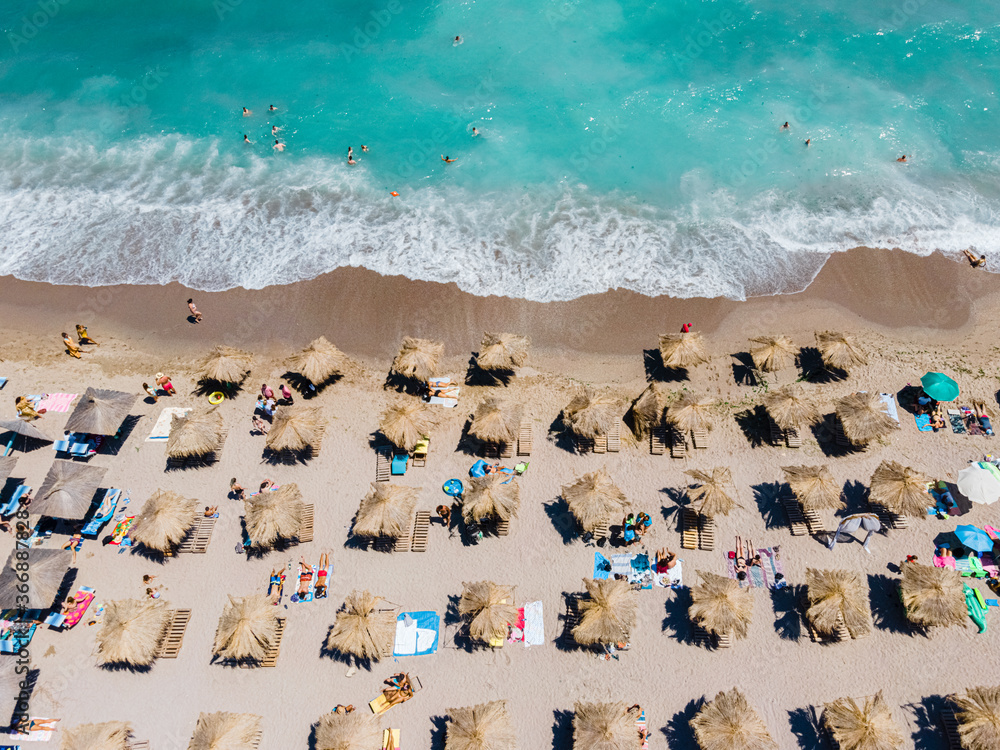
(1, 247, 1000, 749)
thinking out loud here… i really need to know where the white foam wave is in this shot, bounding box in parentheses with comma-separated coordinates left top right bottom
(0, 135, 997, 301)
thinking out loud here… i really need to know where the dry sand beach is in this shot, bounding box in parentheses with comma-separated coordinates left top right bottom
(0, 247, 999, 748)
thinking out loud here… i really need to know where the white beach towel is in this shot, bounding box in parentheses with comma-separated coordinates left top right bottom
(146, 407, 190, 441)
(879, 393, 899, 423)
(523, 600, 544, 646)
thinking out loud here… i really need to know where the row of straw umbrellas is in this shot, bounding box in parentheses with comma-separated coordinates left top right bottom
(30, 686, 1000, 750)
(658, 330, 867, 373)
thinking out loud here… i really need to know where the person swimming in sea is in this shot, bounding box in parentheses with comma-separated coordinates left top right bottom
(269, 104, 277, 111)
(441, 155, 456, 163)
(897, 155, 907, 162)
(361, 145, 368, 153)
(472, 127, 479, 137)
(804, 138, 810, 147)
(781, 121, 789, 130)
(348, 154, 357, 165)
(274, 140, 284, 151)
(243, 134, 250, 143)
(243, 107, 251, 117)
(453, 35, 463, 46)
(272, 125, 280, 136)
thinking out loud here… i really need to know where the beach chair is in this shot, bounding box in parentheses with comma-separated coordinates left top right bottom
(517, 419, 532, 456)
(782, 497, 808, 536)
(784, 427, 802, 448)
(412, 438, 429, 467)
(392, 514, 414, 553)
(177, 516, 216, 554)
(561, 597, 582, 645)
(800, 503, 824, 536)
(869, 503, 907, 531)
(833, 613, 851, 642)
(375, 446, 390, 482)
(593, 518, 610, 545)
(834, 419, 851, 448)
(681, 508, 699, 549)
(156, 609, 192, 659)
(82, 488, 121, 538)
(0, 485, 31, 517)
(391, 453, 409, 475)
(297, 504, 315, 545)
(369, 674, 421, 714)
(940, 705, 962, 750)
(575, 436, 594, 454)
(693, 623, 726, 649)
(698, 515, 715, 551)
(650, 426, 667, 455)
(691, 428, 708, 449)
(383, 728, 400, 750)
(410, 510, 430, 552)
(592, 434, 608, 454)
(496, 517, 510, 536)
(607, 422, 621, 452)
(768, 420, 784, 446)
(670, 428, 686, 459)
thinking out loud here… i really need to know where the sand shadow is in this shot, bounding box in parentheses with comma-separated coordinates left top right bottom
(868, 573, 911, 635)
(908, 694, 952, 750)
(98, 660, 154, 674)
(556, 593, 586, 652)
(262, 446, 317, 466)
(102, 414, 142, 456)
(464, 354, 514, 387)
(643, 349, 688, 383)
(547, 415, 579, 455)
(731, 352, 759, 387)
(455, 417, 482, 456)
(811, 415, 859, 457)
(662, 699, 702, 749)
(429, 715, 449, 750)
(840, 479, 872, 517)
(734, 405, 771, 448)
(3, 668, 38, 728)
(788, 705, 825, 749)
(551, 709, 574, 750)
(661, 587, 694, 644)
(282, 370, 340, 398)
(319, 626, 378, 671)
(752, 482, 785, 529)
(798, 346, 846, 383)
(771, 584, 805, 641)
(383, 372, 424, 395)
(544, 498, 579, 545)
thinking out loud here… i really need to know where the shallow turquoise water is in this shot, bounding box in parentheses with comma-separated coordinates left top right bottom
(0, 0, 997, 298)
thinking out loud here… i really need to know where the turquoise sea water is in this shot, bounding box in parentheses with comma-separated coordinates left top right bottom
(0, 0, 997, 299)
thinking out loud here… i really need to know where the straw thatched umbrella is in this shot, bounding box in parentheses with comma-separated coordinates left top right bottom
(782, 465, 844, 511)
(816, 331, 868, 372)
(446, 700, 517, 750)
(130, 490, 199, 553)
(0, 549, 69, 609)
(689, 572, 754, 639)
(188, 711, 262, 750)
(266, 405, 326, 454)
(64, 387, 138, 436)
(469, 399, 522, 446)
(353, 484, 419, 539)
(823, 691, 902, 750)
(462, 475, 520, 525)
(459, 581, 517, 644)
(214, 594, 279, 662)
(379, 401, 433, 452)
(631, 382, 670, 436)
(33, 460, 108, 519)
(390, 337, 443, 382)
(899, 563, 966, 629)
(763, 383, 821, 430)
(243, 483, 305, 548)
(166, 408, 226, 460)
(573, 701, 640, 750)
(564, 389, 618, 440)
(60, 721, 132, 750)
(685, 468, 738, 518)
(749, 335, 796, 373)
(805, 568, 872, 638)
(196, 345, 252, 385)
(286, 336, 346, 387)
(691, 688, 777, 750)
(666, 392, 714, 434)
(315, 711, 382, 750)
(835, 392, 898, 445)
(659, 331, 709, 369)
(869, 461, 929, 518)
(0, 419, 54, 444)
(951, 685, 1000, 750)
(562, 468, 629, 533)
(95, 599, 170, 667)
(325, 590, 397, 662)
(572, 578, 637, 646)
(476, 332, 530, 371)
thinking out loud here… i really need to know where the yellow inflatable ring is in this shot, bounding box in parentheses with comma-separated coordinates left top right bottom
(208, 391, 225, 405)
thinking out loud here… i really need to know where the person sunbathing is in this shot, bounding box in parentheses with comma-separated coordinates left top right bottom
(75, 324, 99, 345)
(974, 401, 994, 435)
(204, 506, 219, 518)
(315, 553, 330, 598)
(251, 415, 270, 434)
(15, 396, 44, 420)
(268, 569, 284, 602)
(62, 332, 83, 358)
(230, 479, 246, 500)
(260, 479, 274, 492)
(930, 411, 946, 431)
(656, 548, 677, 572)
(60, 596, 77, 616)
(297, 558, 313, 596)
(963, 249, 987, 268)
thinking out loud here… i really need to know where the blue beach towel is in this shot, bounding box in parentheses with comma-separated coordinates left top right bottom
(915, 414, 932, 432)
(593, 552, 611, 580)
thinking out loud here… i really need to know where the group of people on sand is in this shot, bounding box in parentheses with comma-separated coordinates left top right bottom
(621, 511, 652, 545)
(269, 554, 330, 603)
(229, 477, 275, 501)
(252, 382, 294, 434)
(142, 373, 177, 402)
(61, 324, 99, 358)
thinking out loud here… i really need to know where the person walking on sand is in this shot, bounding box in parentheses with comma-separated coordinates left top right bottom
(155, 373, 177, 396)
(187, 298, 202, 322)
(230, 478, 246, 500)
(261, 383, 275, 400)
(142, 382, 159, 403)
(963, 249, 987, 268)
(76, 324, 99, 345)
(280, 383, 293, 404)
(62, 332, 83, 358)
(681, 323, 691, 333)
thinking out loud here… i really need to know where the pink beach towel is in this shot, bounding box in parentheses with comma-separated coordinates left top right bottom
(934, 554, 957, 570)
(35, 393, 77, 413)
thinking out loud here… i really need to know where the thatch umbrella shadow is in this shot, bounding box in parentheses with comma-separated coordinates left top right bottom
(464, 353, 513, 387)
(751, 482, 785, 529)
(787, 706, 824, 750)
(771, 584, 804, 641)
(546, 413, 579, 454)
(731, 351, 759, 387)
(907, 695, 951, 750)
(663, 698, 704, 750)
(543, 497, 579, 546)
(868, 573, 914, 635)
(798, 346, 846, 383)
(840, 480, 872, 516)
(643, 348, 688, 383)
(810, 414, 859, 458)
(430, 714, 449, 750)
(661, 586, 695, 644)
(734, 406, 771, 448)
(551, 709, 574, 750)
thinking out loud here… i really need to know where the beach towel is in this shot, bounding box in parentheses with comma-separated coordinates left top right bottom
(636, 709, 649, 750)
(108, 517, 134, 545)
(35, 394, 77, 412)
(757, 548, 784, 588)
(934, 554, 957, 570)
(879, 393, 900, 423)
(523, 601, 544, 646)
(915, 414, 932, 432)
(507, 607, 526, 644)
(147, 407, 190, 441)
(291, 565, 317, 603)
(982, 553, 999, 578)
(45, 587, 94, 629)
(8, 718, 58, 742)
(393, 611, 439, 656)
(593, 552, 611, 580)
(949, 410, 968, 434)
(654, 560, 684, 588)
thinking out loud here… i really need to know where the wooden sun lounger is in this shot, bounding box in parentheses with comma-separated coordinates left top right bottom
(496, 517, 511, 536)
(296, 504, 315, 544)
(769, 420, 785, 446)
(871, 503, 908, 530)
(593, 518, 610, 544)
(693, 623, 727, 649)
(670, 428, 686, 459)
(592, 434, 608, 454)
(681, 508, 699, 549)
(650, 426, 667, 455)
(156, 608, 191, 659)
(177, 517, 215, 554)
(691, 428, 708, 449)
(517, 420, 532, 456)
(410, 510, 430, 552)
(698, 515, 715, 551)
(785, 427, 802, 448)
(392, 514, 414, 552)
(715, 631, 731, 648)
(940, 706, 962, 750)
(607, 422, 620, 453)
(576, 437, 595, 454)
(561, 598, 582, 644)
(499, 441, 514, 459)
(782, 498, 808, 536)
(239, 617, 285, 669)
(834, 419, 851, 448)
(800, 504, 825, 536)
(129, 741, 150, 750)
(833, 614, 851, 642)
(375, 447, 391, 482)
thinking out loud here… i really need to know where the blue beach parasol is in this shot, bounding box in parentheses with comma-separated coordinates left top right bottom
(955, 524, 993, 553)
